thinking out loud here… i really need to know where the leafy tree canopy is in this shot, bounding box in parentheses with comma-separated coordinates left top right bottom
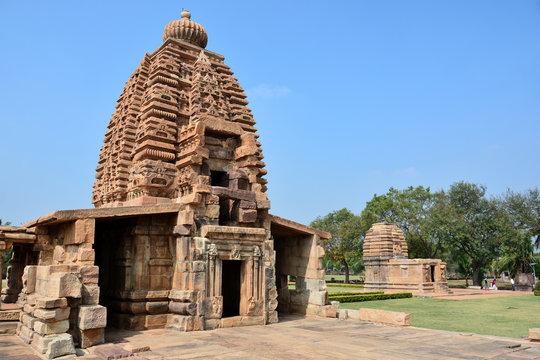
(360, 186, 445, 259)
(310, 208, 363, 283)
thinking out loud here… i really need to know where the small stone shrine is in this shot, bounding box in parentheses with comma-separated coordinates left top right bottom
(0, 10, 335, 358)
(363, 223, 450, 294)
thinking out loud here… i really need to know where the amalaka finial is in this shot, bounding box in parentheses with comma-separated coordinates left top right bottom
(163, 8, 207, 48)
(181, 9, 191, 19)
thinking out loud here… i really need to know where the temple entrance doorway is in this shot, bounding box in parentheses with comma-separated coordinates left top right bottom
(221, 260, 241, 317)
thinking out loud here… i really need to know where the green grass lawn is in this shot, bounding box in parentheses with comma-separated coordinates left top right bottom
(1, 279, 5, 289)
(340, 295, 540, 339)
(324, 274, 362, 282)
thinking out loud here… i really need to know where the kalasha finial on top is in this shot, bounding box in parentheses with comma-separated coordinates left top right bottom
(181, 9, 191, 19)
(163, 9, 208, 48)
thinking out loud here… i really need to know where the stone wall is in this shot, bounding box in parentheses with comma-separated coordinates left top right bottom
(17, 264, 105, 358)
(274, 233, 327, 316)
(95, 215, 175, 331)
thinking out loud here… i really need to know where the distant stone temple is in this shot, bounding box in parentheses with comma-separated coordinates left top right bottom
(363, 223, 450, 294)
(0, 10, 333, 358)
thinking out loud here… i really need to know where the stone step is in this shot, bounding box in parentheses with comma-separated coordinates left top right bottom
(0, 309, 20, 321)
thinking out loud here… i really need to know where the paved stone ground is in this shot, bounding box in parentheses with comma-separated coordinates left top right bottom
(1, 315, 539, 359)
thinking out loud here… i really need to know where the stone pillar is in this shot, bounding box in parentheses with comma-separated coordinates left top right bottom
(207, 244, 217, 297)
(0, 248, 5, 307)
(2, 245, 25, 303)
(253, 246, 261, 301)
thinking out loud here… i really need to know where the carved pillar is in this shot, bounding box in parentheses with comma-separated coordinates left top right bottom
(216, 258, 222, 297)
(253, 246, 261, 300)
(207, 243, 217, 297)
(0, 248, 4, 307)
(247, 256, 253, 300)
(2, 245, 26, 303)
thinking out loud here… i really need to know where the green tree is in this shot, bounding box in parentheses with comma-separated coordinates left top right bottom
(503, 188, 540, 249)
(496, 233, 539, 277)
(432, 182, 507, 286)
(310, 208, 363, 284)
(0, 219, 12, 279)
(360, 186, 446, 259)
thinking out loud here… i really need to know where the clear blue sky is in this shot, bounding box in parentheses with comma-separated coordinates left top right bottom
(1, 1, 539, 226)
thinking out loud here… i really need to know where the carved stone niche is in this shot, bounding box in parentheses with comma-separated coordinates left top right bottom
(205, 237, 264, 318)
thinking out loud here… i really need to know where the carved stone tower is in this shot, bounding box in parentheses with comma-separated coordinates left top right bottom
(92, 9, 268, 219)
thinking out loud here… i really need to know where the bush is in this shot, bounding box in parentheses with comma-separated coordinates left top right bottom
(326, 284, 364, 288)
(448, 284, 467, 289)
(534, 290, 540, 296)
(327, 291, 382, 297)
(328, 292, 413, 303)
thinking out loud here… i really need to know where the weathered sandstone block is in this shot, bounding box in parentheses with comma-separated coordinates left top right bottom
(31, 333, 56, 354)
(24, 265, 37, 294)
(169, 301, 197, 315)
(82, 284, 100, 305)
(34, 307, 70, 322)
(79, 265, 99, 284)
(79, 328, 105, 348)
(78, 305, 106, 330)
(35, 297, 68, 309)
(33, 319, 70, 335)
(45, 333, 76, 359)
(308, 291, 328, 306)
(146, 301, 169, 314)
(19, 324, 35, 344)
(64, 219, 95, 245)
(23, 303, 35, 316)
(145, 314, 168, 329)
(348, 308, 411, 326)
(21, 313, 36, 328)
(48, 273, 82, 299)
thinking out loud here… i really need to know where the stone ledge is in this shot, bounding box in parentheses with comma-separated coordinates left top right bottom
(340, 308, 411, 326)
(0, 310, 20, 321)
(201, 225, 266, 242)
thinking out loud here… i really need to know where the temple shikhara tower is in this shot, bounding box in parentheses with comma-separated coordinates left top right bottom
(92, 10, 267, 210)
(0, 10, 332, 358)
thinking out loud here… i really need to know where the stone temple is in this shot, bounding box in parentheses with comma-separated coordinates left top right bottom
(0, 10, 334, 358)
(363, 223, 449, 294)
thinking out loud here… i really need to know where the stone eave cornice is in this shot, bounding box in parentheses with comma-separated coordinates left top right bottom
(268, 214, 331, 239)
(0, 225, 36, 244)
(23, 203, 184, 228)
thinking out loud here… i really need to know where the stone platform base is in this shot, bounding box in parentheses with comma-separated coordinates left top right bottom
(0, 309, 20, 321)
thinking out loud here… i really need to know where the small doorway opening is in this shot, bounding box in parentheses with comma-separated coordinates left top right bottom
(430, 265, 435, 282)
(221, 260, 241, 317)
